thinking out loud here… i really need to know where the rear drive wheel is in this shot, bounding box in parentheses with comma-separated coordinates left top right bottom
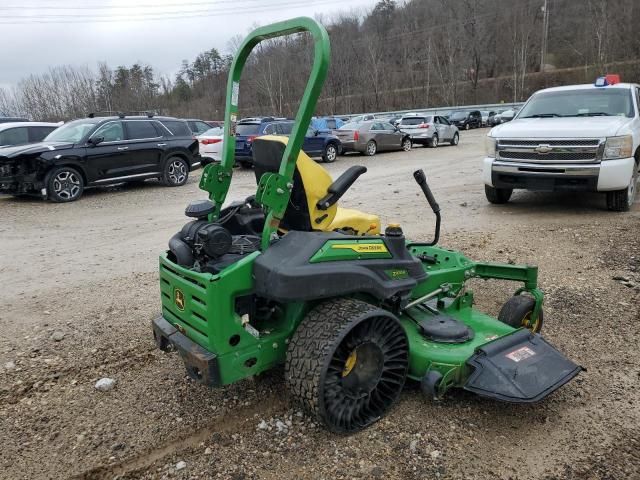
(485, 184, 513, 204)
(429, 134, 439, 148)
(286, 298, 409, 433)
(162, 157, 189, 187)
(322, 143, 338, 163)
(401, 137, 412, 151)
(450, 132, 459, 146)
(606, 162, 638, 211)
(47, 166, 84, 202)
(365, 140, 377, 156)
(498, 295, 544, 333)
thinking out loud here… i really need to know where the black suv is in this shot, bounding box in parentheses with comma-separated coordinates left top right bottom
(0, 115, 199, 202)
(448, 110, 482, 130)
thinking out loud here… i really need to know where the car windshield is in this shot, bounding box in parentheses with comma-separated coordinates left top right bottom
(518, 88, 634, 118)
(44, 119, 98, 143)
(236, 123, 261, 135)
(449, 112, 467, 120)
(202, 127, 223, 136)
(339, 121, 361, 130)
(401, 116, 429, 125)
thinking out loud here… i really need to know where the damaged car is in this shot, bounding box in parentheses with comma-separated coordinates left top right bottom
(0, 115, 200, 202)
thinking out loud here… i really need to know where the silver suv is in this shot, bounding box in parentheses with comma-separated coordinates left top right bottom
(399, 115, 459, 148)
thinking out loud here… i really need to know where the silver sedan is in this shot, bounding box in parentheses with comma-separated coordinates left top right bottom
(334, 120, 412, 156)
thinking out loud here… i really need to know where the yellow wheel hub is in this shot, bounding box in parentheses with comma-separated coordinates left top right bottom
(342, 350, 357, 377)
(522, 311, 539, 332)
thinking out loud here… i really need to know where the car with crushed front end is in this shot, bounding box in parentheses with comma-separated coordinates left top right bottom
(0, 115, 200, 202)
(335, 120, 412, 155)
(398, 114, 459, 148)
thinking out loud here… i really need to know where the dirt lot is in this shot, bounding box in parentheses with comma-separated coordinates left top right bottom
(1, 128, 639, 480)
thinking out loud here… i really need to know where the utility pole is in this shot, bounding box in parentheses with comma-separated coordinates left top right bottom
(540, 0, 550, 72)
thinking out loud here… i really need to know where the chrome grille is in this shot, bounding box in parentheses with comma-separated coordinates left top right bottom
(496, 138, 602, 164)
(499, 139, 600, 147)
(499, 151, 596, 161)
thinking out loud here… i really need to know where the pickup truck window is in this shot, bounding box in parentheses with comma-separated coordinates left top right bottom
(519, 88, 634, 118)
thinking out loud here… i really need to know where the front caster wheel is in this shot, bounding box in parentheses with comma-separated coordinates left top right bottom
(286, 298, 409, 433)
(498, 295, 544, 333)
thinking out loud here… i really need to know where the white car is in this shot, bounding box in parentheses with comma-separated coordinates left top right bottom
(197, 127, 224, 163)
(484, 76, 640, 211)
(0, 122, 61, 147)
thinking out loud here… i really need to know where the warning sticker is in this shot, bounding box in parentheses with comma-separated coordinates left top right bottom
(231, 81, 240, 106)
(506, 346, 536, 362)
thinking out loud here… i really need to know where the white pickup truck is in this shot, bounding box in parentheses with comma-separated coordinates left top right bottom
(483, 76, 640, 211)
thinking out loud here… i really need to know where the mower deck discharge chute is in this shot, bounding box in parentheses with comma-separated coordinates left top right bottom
(152, 17, 581, 433)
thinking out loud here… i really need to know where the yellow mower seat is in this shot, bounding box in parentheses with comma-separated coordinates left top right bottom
(252, 136, 380, 235)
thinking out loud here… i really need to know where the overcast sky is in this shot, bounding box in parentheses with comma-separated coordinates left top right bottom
(0, 0, 378, 90)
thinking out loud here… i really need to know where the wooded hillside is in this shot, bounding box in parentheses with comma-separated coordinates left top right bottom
(2, 0, 639, 121)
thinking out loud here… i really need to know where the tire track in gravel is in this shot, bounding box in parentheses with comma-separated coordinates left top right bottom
(71, 391, 286, 480)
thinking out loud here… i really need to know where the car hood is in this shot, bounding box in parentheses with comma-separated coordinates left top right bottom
(490, 116, 632, 139)
(0, 141, 74, 159)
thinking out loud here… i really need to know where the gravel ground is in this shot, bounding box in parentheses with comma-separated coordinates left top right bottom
(1, 129, 639, 480)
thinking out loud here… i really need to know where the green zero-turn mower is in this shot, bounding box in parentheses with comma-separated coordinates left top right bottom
(152, 17, 582, 433)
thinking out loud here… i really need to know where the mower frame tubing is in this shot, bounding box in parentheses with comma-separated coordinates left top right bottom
(199, 17, 330, 250)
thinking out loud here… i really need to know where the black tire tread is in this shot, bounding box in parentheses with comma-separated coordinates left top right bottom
(498, 295, 544, 333)
(485, 184, 512, 204)
(286, 297, 406, 430)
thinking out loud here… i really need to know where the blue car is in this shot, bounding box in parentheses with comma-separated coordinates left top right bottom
(235, 119, 341, 167)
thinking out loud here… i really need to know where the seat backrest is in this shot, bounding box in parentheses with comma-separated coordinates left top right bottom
(252, 136, 338, 231)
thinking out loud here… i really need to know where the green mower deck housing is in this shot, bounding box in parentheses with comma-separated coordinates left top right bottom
(152, 17, 581, 432)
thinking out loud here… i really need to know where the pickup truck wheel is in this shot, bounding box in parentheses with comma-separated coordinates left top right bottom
(47, 166, 84, 202)
(606, 163, 637, 212)
(162, 157, 189, 187)
(322, 143, 338, 163)
(485, 184, 512, 204)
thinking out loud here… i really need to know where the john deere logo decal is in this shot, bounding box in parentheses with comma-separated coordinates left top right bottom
(332, 243, 388, 253)
(174, 289, 185, 311)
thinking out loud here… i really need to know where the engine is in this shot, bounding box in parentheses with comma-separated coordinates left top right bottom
(168, 199, 263, 274)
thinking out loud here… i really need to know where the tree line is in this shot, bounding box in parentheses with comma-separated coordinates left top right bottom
(1, 0, 639, 122)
